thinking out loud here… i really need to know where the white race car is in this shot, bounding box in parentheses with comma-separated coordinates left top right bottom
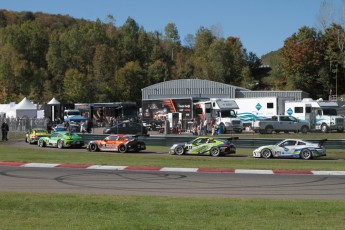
(253, 139, 327, 160)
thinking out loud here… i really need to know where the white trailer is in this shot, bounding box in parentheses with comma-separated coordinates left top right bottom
(234, 97, 292, 127)
(194, 98, 243, 133)
(284, 98, 345, 133)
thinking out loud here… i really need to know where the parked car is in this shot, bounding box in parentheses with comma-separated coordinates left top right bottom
(53, 124, 66, 132)
(53, 122, 81, 132)
(38, 131, 84, 149)
(103, 122, 148, 135)
(252, 115, 310, 134)
(169, 136, 238, 157)
(25, 128, 50, 144)
(253, 139, 327, 160)
(87, 134, 146, 153)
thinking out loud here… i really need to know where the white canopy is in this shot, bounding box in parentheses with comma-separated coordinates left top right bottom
(6, 97, 37, 118)
(48, 97, 60, 105)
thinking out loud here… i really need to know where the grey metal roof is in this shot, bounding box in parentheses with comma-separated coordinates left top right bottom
(141, 79, 308, 101)
(236, 90, 309, 100)
(141, 79, 248, 99)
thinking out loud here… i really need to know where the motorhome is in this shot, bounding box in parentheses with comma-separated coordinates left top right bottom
(233, 97, 292, 127)
(284, 98, 344, 133)
(194, 98, 243, 133)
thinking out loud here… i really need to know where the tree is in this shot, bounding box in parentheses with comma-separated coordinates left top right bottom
(280, 26, 324, 97)
(115, 61, 147, 104)
(193, 27, 215, 78)
(92, 44, 117, 102)
(164, 23, 180, 45)
(0, 44, 27, 102)
(63, 69, 90, 103)
(224, 37, 247, 86)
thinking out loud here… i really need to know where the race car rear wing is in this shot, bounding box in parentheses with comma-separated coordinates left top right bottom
(318, 138, 327, 147)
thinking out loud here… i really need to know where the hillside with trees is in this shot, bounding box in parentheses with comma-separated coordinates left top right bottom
(0, 8, 344, 105)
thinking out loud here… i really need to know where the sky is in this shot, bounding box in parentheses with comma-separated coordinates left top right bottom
(1, 0, 343, 57)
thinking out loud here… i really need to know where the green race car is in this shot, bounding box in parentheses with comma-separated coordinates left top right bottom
(169, 136, 237, 157)
(25, 128, 50, 144)
(38, 131, 84, 149)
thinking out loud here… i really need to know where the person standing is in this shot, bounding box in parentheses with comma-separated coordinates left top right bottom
(86, 119, 93, 133)
(1, 120, 9, 141)
(203, 118, 208, 135)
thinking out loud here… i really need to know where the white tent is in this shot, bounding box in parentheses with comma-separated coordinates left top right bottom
(6, 97, 38, 118)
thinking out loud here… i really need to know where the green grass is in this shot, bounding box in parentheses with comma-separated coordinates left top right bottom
(1, 144, 345, 171)
(1, 137, 345, 229)
(0, 192, 345, 230)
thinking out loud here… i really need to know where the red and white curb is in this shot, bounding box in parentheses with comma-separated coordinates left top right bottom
(1, 161, 345, 175)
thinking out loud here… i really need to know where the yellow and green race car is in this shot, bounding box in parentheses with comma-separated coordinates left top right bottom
(169, 136, 238, 157)
(25, 128, 50, 144)
(38, 131, 84, 149)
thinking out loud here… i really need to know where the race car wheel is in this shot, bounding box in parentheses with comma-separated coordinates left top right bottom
(25, 137, 29, 143)
(119, 145, 127, 153)
(38, 139, 45, 147)
(57, 140, 64, 149)
(210, 147, 221, 157)
(261, 148, 272, 158)
(88, 143, 98, 152)
(174, 145, 185, 155)
(300, 149, 312, 160)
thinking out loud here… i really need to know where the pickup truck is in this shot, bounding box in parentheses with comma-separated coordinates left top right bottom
(252, 115, 310, 134)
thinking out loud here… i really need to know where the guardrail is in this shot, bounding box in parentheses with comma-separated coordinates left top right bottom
(79, 134, 345, 150)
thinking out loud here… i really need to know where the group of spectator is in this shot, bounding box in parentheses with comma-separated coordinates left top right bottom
(191, 118, 218, 136)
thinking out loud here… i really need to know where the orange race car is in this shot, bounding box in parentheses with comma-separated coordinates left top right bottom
(86, 134, 146, 153)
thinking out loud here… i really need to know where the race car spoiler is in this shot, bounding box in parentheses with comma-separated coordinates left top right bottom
(318, 138, 327, 146)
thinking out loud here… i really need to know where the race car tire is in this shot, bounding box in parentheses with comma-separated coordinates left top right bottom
(119, 145, 127, 153)
(57, 140, 64, 149)
(88, 143, 98, 152)
(38, 139, 45, 147)
(300, 149, 312, 160)
(210, 147, 221, 157)
(25, 137, 29, 143)
(174, 145, 185, 155)
(261, 148, 272, 158)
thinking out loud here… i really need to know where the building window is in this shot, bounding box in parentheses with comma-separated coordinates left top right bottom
(267, 103, 274, 109)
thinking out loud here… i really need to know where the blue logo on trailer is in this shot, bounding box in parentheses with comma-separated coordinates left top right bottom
(256, 103, 262, 111)
(287, 108, 293, 115)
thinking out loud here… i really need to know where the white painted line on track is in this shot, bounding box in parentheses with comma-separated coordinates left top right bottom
(160, 167, 198, 172)
(87, 165, 127, 170)
(235, 169, 274, 174)
(22, 163, 60, 168)
(312, 171, 345, 176)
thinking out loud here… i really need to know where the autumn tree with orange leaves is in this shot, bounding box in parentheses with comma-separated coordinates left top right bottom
(280, 26, 325, 98)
